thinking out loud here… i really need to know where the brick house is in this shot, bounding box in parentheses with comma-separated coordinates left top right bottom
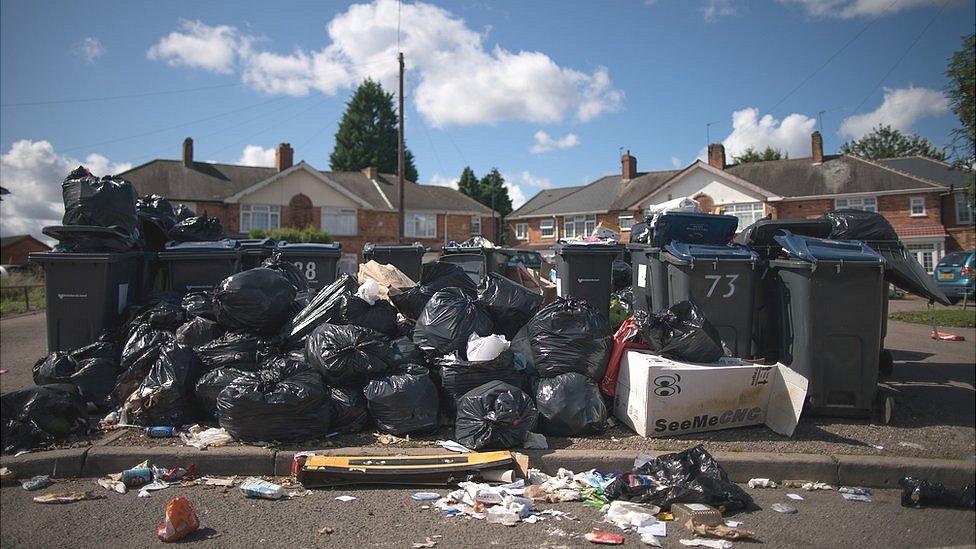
(509, 132, 970, 272)
(1, 234, 50, 265)
(119, 138, 495, 272)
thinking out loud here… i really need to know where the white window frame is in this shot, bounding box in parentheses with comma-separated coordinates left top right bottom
(956, 191, 973, 225)
(563, 214, 596, 239)
(539, 219, 555, 239)
(405, 212, 437, 239)
(321, 207, 358, 236)
(240, 204, 280, 233)
(724, 202, 765, 230)
(834, 196, 877, 212)
(909, 196, 926, 217)
(618, 214, 635, 231)
(906, 242, 944, 274)
(471, 216, 482, 235)
(515, 223, 528, 240)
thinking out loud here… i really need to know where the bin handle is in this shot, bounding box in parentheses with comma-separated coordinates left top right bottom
(835, 259, 843, 274)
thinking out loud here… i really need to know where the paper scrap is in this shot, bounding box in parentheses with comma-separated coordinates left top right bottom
(724, 520, 741, 528)
(679, 539, 733, 549)
(637, 521, 666, 537)
(335, 495, 357, 502)
(786, 493, 804, 500)
(437, 440, 471, 453)
(842, 493, 871, 502)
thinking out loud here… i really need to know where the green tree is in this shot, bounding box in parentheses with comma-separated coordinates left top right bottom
(457, 168, 512, 244)
(329, 79, 419, 182)
(945, 33, 975, 202)
(457, 166, 480, 202)
(840, 125, 947, 161)
(732, 146, 786, 164)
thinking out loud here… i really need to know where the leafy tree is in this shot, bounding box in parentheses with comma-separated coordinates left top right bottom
(457, 166, 480, 201)
(945, 33, 975, 202)
(840, 125, 946, 161)
(455, 167, 511, 243)
(329, 79, 418, 182)
(732, 146, 786, 164)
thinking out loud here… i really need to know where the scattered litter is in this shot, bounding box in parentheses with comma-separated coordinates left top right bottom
(605, 500, 660, 530)
(868, 444, 884, 450)
(724, 520, 741, 528)
(898, 442, 926, 450)
(842, 493, 872, 502)
(0, 369, 7, 374)
(638, 521, 667, 537)
(801, 482, 832, 491)
(412, 492, 441, 501)
(318, 526, 335, 535)
(781, 480, 812, 488)
(335, 495, 357, 502)
(682, 517, 758, 541)
(0, 467, 14, 486)
(656, 512, 674, 522)
(522, 515, 542, 524)
(240, 478, 285, 500)
(137, 481, 171, 497)
(22, 475, 52, 491)
(931, 331, 965, 341)
(33, 491, 103, 504)
(436, 440, 470, 453)
(377, 433, 409, 445)
(412, 537, 438, 548)
(747, 478, 777, 488)
(157, 496, 200, 542)
(146, 425, 176, 438)
(121, 467, 152, 488)
(672, 503, 722, 527)
(770, 503, 797, 514)
(786, 493, 804, 501)
(584, 529, 624, 545)
(838, 487, 872, 497)
(679, 539, 733, 549)
(180, 426, 233, 450)
(900, 476, 975, 509)
(523, 432, 548, 449)
(640, 532, 663, 546)
(202, 476, 237, 487)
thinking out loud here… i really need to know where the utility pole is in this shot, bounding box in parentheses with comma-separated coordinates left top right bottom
(397, 52, 405, 243)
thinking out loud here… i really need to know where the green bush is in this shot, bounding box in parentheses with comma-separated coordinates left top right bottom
(248, 226, 331, 243)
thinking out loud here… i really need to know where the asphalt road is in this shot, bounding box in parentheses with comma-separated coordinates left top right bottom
(2, 479, 974, 548)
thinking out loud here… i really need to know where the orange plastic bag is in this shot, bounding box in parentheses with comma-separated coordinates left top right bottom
(156, 496, 200, 542)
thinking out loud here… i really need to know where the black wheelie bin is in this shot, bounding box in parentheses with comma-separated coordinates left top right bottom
(553, 241, 621, 321)
(363, 243, 425, 282)
(157, 239, 241, 295)
(273, 242, 342, 291)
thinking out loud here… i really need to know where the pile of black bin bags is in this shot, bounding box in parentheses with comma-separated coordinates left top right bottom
(2, 256, 624, 453)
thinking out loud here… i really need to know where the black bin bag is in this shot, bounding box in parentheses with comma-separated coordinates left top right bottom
(126, 342, 201, 426)
(1, 384, 90, 454)
(61, 166, 139, 236)
(182, 292, 215, 320)
(217, 358, 331, 442)
(329, 386, 371, 434)
(305, 324, 394, 388)
(434, 350, 524, 417)
(335, 293, 399, 336)
(364, 364, 439, 436)
(115, 323, 176, 403)
(391, 336, 427, 368)
(194, 367, 248, 421)
(176, 317, 224, 349)
(455, 381, 537, 450)
(262, 252, 309, 294)
(821, 209, 899, 241)
(286, 275, 360, 344)
(534, 372, 608, 437)
(515, 298, 612, 380)
(214, 268, 296, 335)
(32, 340, 119, 410)
(167, 216, 222, 242)
(605, 445, 754, 513)
(194, 331, 271, 372)
(634, 301, 725, 363)
(137, 194, 178, 251)
(413, 287, 493, 358)
(477, 273, 543, 339)
(900, 477, 975, 509)
(391, 261, 477, 320)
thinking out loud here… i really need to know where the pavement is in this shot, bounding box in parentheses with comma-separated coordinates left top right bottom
(2, 478, 974, 548)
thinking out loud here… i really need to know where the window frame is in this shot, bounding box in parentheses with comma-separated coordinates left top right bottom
(834, 196, 877, 213)
(563, 214, 597, 239)
(909, 196, 926, 217)
(321, 207, 358, 236)
(618, 214, 635, 231)
(404, 212, 437, 239)
(239, 204, 281, 233)
(956, 191, 974, 225)
(724, 202, 765, 231)
(515, 223, 528, 240)
(539, 219, 555, 239)
(470, 216, 482, 236)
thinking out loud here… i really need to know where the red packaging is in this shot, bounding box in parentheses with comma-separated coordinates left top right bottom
(156, 497, 200, 542)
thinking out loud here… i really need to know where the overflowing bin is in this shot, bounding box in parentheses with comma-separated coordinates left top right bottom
(440, 245, 511, 284)
(273, 242, 342, 291)
(29, 250, 145, 352)
(157, 240, 241, 295)
(553, 242, 621, 321)
(238, 238, 277, 271)
(770, 231, 886, 417)
(363, 243, 425, 282)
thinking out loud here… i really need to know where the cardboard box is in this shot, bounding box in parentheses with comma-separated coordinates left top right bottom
(614, 351, 808, 437)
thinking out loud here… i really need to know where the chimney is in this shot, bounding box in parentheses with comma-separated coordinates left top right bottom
(182, 137, 193, 168)
(621, 150, 637, 180)
(276, 142, 294, 172)
(363, 166, 378, 180)
(707, 143, 726, 170)
(811, 131, 824, 164)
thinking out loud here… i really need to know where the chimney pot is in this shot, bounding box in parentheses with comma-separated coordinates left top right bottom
(811, 131, 824, 164)
(363, 166, 378, 180)
(621, 150, 637, 180)
(182, 137, 193, 168)
(707, 143, 726, 170)
(276, 142, 294, 172)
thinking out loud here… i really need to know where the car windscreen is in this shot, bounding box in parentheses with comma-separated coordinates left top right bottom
(938, 252, 971, 267)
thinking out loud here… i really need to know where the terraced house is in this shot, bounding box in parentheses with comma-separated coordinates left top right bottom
(509, 132, 975, 273)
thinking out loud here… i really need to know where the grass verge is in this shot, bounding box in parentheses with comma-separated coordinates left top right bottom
(0, 272, 46, 316)
(889, 309, 976, 328)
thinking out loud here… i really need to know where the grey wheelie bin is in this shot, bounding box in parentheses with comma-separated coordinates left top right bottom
(662, 242, 759, 358)
(239, 238, 277, 270)
(627, 243, 670, 314)
(440, 245, 511, 284)
(363, 243, 425, 282)
(273, 242, 342, 291)
(29, 249, 144, 352)
(770, 231, 886, 417)
(157, 240, 241, 295)
(554, 241, 621, 321)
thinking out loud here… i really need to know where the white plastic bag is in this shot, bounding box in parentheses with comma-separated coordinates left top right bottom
(466, 333, 510, 362)
(356, 279, 381, 305)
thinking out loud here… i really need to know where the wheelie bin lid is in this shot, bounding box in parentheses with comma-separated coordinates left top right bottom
(734, 218, 831, 246)
(238, 238, 277, 250)
(663, 242, 758, 264)
(158, 239, 241, 259)
(363, 242, 425, 253)
(555, 241, 622, 256)
(772, 231, 883, 264)
(274, 242, 342, 256)
(652, 211, 738, 247)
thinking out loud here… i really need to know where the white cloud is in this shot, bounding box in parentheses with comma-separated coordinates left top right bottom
(778, 0, 957, 18)
(72, 37, 105, 64)
(237, 145, 276, 167)
(0, 140, 130, 242)
(505, 181, 528, 209)
(703, 0, 736, 21)
(530, 131, 580, 154)
(670, 156, 683, 169)
(149, 1, 622, 127)
(519, 171, 551, 189)
(426, 173, 459, 189)
(838, 86, 949, 139)
(717, 107, 818, 159)
(147, 19, 245, 74)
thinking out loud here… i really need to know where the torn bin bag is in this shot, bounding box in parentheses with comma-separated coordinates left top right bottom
(329, 386, 371, 434)
(286, 275, 360, 344)
(634, 301, 725, 363)
(434, 350, 524, 417)
(604, 445, 754, 512)
(364, 364, 439, 436)
(413, 288, 493, 358)
(193, 367, 248, 420)
(125, 342, 201, 426)
(535, 373, 608, 437)
(217, 366, 332, 442)
(477, 273, 543, 339)
(455, 381, 537, 450)
(115, 323, 176, 403)
(175, 317, 225, 349)
(1, 384, 90, 454)
(305, 324, 394, 388)
(517, 298, 612, 380)
(214, 268, 296, 335)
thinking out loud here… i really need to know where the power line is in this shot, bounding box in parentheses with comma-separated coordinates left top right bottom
(0, 82, 241, 108)
(204, 96, 334, 158)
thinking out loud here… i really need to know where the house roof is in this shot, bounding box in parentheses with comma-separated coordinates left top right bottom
(726, 154, 946, 198)
(509, 170, 679, 219)
(1, 234, 50, 250)
(117, 159, 492, 215)
(876, 156, 973, 190)
(510, 186, 584, 217)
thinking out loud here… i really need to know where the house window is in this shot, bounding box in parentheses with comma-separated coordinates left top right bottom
(956, 192, 973, 225)
(725, 202, 764, 230)
(910, 196, 926, 217)
(405, 212, 437, 238)
(321, 207, 357, 236)
(540, 219, 555, 238)
(563, 214, 596, 239)
(515, 223, 528, 240)
(240, 204, 280, 233)
(907, 243, 942, 274)
(835, 196, 877, 212)
(471, 216, 482, 235)
(618, 214, 635, 231)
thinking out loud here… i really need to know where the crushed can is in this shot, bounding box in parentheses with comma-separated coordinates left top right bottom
(146, 425, 176, 438)
(122, 467, 152, 488)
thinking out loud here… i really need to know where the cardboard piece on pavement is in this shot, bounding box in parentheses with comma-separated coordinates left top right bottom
(613, 351, 807, 438)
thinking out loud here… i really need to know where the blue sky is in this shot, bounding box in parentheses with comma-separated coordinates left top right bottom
(1, 0, 973, 237)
